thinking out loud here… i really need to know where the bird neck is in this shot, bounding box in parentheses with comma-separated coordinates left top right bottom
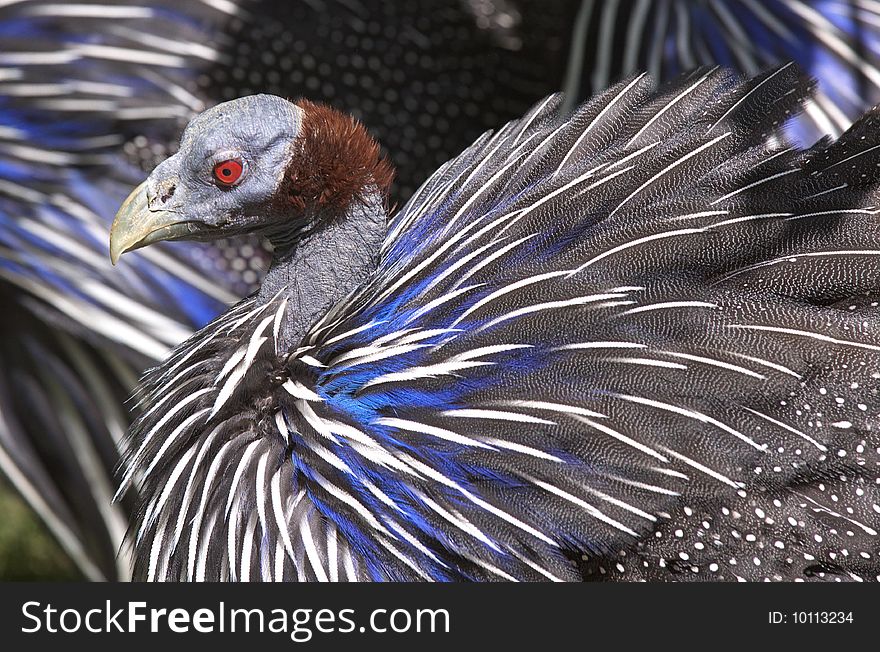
(258, 193, 387, 348)
(256, 100, 394, 347)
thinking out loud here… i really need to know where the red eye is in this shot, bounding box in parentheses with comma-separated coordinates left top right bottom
(212, 159, 244, 187)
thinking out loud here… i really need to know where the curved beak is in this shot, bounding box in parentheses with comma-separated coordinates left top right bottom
(109, 181, 191, 264)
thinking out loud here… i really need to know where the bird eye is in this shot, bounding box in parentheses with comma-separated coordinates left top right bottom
(212, 158, 244, 187)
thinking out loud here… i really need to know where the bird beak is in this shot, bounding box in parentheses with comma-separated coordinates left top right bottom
(109, 180, 192, 264)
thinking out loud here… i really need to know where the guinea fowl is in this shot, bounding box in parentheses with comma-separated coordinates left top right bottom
(111, 65, 880, 582)
(5, 0, 880, 582)
(0, 0, 569, 579)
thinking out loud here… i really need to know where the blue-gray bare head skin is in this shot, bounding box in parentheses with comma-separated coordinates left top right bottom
(109, 94, 303, 263)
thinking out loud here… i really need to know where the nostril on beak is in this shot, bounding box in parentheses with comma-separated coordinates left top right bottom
(160, 184, 175, 204)
(146, 179, 177, 209)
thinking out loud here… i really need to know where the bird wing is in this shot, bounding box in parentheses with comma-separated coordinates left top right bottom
(272, 66, 880, 580)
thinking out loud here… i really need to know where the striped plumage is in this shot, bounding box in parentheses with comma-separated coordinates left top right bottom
(116, 66, 880, 582)
(567, 0, 880, 142)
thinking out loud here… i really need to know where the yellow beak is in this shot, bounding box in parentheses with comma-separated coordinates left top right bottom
(109, 181, 190, 264)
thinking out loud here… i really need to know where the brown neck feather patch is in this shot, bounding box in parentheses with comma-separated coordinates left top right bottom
(282, 99, 395, 215)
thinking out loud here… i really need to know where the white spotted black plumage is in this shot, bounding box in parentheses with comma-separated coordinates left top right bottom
(123, 66, 880, 581)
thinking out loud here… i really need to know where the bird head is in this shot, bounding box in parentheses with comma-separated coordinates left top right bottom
(109, 94, 393, 264)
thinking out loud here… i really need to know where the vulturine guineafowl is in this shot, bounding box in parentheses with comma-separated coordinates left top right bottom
(5, 0, 880, 581)
(111, 65, 880, 582)
(0, 0, 570, 579)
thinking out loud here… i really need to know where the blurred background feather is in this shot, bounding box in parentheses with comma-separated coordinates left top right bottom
(1, 0, 879, 579)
